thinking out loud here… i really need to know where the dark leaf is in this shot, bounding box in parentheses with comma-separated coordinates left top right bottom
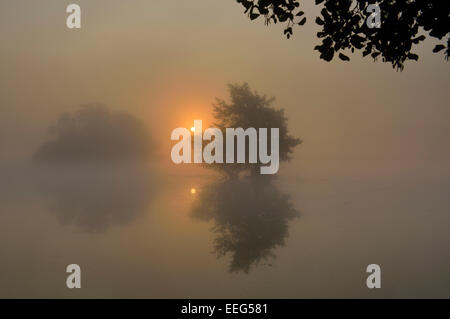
(315, 17, 324, 25)
(412, 35, 426, 44)
(408, 53, 419, 61)
(338, 53, 350, 61)
(242, 1, 252, 10)
(259, 8, 269, 15)
(250, 13, 259, 20)
(371, 52, 381, 58)
(321, 48, 334, 61)
(433, 44, 446, 53)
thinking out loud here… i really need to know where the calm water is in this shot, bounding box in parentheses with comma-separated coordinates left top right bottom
(1, 160, 449, 298)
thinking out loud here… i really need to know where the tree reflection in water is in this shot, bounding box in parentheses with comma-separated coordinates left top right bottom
(191, 176, 299, 273)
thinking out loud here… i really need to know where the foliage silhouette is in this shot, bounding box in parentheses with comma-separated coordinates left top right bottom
(204, 83, 301, 177)
(236, 0, 450, 70)
(33, 104, 154, 163)
(190, 176, 299, 273)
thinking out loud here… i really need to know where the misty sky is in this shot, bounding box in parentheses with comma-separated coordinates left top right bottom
(1, 0, 449, 177)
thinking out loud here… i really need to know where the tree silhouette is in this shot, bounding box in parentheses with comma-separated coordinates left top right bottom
(205, 83, 301, 177)
(33, 104, 154, 163)
(236, 0, 450, 70)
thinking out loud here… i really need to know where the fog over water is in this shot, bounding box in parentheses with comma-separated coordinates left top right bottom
(0, 0, 449, 298)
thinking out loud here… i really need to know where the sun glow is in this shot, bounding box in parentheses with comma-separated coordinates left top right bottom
(190, 188, 197, 194)
(190, 126, 195, 132)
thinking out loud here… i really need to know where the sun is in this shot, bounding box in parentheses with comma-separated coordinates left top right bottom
(190, 126, 195, 132)
(190, 188, 197, 194)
